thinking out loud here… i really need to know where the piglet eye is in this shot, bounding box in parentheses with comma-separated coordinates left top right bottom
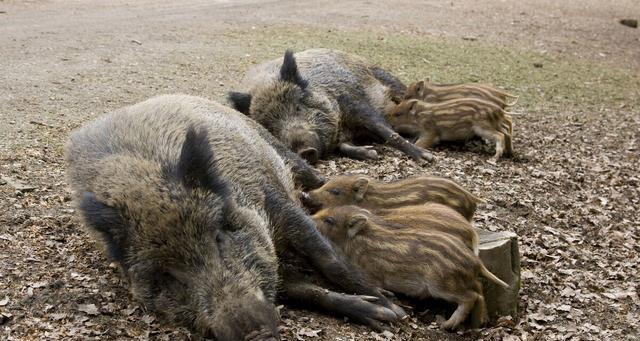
(394, 112, 402, 117)
(323, 217, 336, 226)
(329, 188, 341, 196)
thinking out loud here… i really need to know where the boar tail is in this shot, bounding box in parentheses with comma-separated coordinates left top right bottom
(489, 88, 519, 105)
(480, 264, 509, 288)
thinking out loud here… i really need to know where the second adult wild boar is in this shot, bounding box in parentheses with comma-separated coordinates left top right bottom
(228, 48, 434, 163)
(66, 95, 403, 340)
(303, 174, 483, 221)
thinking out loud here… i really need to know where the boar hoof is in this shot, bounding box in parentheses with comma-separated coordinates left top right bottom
(365, 149, 378, 160)
(244, 329, 280, 341)
(413, 150, 436, 164)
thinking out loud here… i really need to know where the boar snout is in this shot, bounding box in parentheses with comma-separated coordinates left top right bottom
(298, 147, 319, 164)
(207, 294, 280, 341)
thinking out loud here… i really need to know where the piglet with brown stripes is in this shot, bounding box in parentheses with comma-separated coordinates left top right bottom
(312, 206, 509, 330)
(404, 79, 519, 109)
(302, 174, 482, 221)
(385, 98, 514, 161)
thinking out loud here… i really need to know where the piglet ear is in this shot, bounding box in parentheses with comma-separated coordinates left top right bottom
(416, 80, 426, 92)
(280, 50, 308, 89)
(408, 99, 420, 111)
(228, 92, 252, 115)
(353, 177, 370, 202)
(347, 214, 368, 238)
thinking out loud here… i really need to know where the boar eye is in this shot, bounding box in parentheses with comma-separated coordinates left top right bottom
(329, 188, 341, 196)
(394, 112, 402, 117)
(323, 217, 336, 226)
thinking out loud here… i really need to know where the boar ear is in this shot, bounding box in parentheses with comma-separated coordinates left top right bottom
(347, 214, 368, 238)
(228, 92, 252, 115)
(79, 192, 126, 263)
(353, 177, 370, 202)
(280, 50, 308, 89)
(415, 80, 425, 93)
(176, 127, 229, 196)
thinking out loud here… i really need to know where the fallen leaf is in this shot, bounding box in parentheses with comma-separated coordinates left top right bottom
(296, 327, 322, 339)
(77, 304, 100, 316)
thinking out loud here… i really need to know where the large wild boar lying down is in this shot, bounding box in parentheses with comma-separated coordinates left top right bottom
(228, 48, 434, 164)
(66, 95, 405, 340)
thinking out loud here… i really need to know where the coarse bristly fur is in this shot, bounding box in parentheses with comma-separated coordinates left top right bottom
(304, 174, 483, 221)
(386, 98, 514, 161)
(67, 95, 285, 340)
(66, 94, 403, 340)
(312, 206, 509, 331)
(228, 48, 434, 163)
(405, 79, 519, 108)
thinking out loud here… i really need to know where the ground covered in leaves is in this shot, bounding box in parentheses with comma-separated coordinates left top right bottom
(1, 1, 639, 340)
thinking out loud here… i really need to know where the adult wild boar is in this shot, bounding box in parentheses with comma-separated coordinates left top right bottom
(66, 95, 404, 340)
(228, 48, 434, 163)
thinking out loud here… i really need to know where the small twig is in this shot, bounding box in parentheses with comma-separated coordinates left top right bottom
(29, 120, 55, 128)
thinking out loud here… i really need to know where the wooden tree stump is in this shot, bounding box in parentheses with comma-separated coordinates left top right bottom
(468, 229, 521, 328)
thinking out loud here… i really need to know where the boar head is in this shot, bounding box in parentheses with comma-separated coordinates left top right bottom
(229, 50, 338, 164)
(80, 128, 280, 341)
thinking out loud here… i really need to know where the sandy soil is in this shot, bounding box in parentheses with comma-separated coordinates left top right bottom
(1, 1, 639, 340)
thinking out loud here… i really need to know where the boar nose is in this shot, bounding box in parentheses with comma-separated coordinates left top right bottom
(298, 147, 319, 164)
(208, 293, 280, 341)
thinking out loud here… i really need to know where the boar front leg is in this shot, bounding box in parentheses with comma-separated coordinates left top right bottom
(338, 142, 378, 160)
(264, 185, 406, 318)
(281, 280, 398, 330)
(337, 94, 435, 163)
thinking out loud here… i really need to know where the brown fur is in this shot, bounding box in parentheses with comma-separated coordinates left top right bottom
(405, 79, 519, 108)
(386, 98, 514, 160)
(375, 204, 479, 255)
(312, 206, 508, 330)
(305, 174, 483, 221)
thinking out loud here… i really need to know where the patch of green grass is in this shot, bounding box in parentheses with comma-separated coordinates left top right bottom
(220, 26, 639, 113)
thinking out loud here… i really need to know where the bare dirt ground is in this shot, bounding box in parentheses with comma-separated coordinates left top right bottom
(1, 0, 639, 340)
